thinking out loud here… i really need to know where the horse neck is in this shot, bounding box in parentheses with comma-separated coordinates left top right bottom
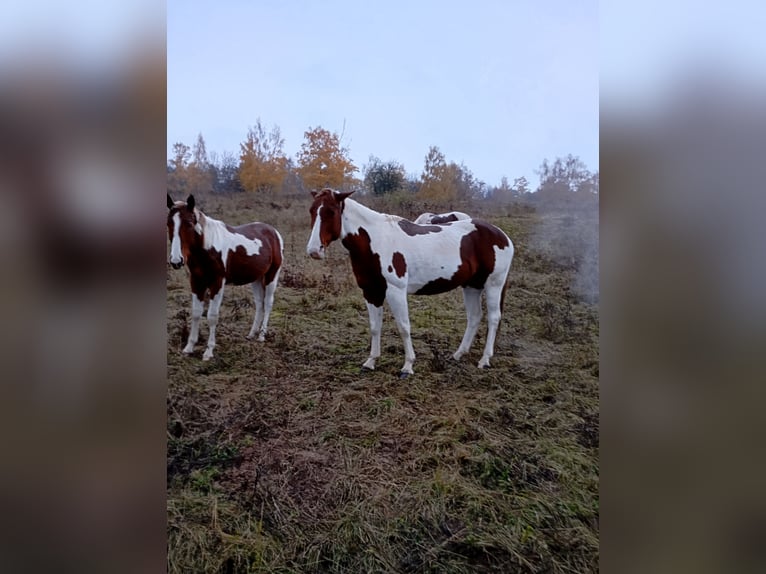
(341, 199, 395, 236)
(194, 211, 230, 253)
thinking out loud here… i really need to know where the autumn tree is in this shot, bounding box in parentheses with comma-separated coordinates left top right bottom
(186, 133, 214, 194)
(296, 126, 357, 190)
(419, 146, 454, 200)
(239, 119, 289, 193)
(363, 155, 406, 195)
(167, 141, 191, 193)
(419, 146, 482, 201)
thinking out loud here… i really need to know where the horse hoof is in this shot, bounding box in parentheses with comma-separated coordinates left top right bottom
(399, 371, 411, 380)
(361, 366, 374, 374)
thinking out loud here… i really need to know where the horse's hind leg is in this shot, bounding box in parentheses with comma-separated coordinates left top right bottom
(183, 292, 204, 355)
(203, 283, 225, 361)
(453, 287, 483, 362)
(478, 282, 504, 369)
(247, 281, 265, 340)
(257, 269, 280, 341)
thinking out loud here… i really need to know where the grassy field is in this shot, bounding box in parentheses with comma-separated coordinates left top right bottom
(167, 190, 599, 573)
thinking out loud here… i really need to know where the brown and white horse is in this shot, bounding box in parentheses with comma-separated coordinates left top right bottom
(413, 211, 471, 225)
(167, 194, 283, 361)
(307, 189, 514, 377)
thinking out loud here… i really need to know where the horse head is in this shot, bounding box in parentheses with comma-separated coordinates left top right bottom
(306, 188, 355, 259)
(167, 193, 202, 269)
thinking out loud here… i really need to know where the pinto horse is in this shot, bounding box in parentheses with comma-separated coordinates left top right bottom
(413, 211, 471, 225)
(167, 194, 283, 361)
(307, 189, 514, 377)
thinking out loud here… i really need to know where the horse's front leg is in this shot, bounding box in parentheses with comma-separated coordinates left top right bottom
(362, 302, 383, 372)
(203, 282, 226, 361)
(386, 287, 415, 378)
(182, 292, 204, 355)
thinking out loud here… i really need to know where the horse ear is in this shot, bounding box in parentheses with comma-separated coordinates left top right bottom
(186, 194, 195, 210)
(334, 190, 355, 202)
(310, 190, 318, 198)
(167, 193, 174, 210)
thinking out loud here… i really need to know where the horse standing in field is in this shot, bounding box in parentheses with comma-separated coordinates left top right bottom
(167, 194, 284, 361)
(306, 189, 514, 377)
(413, 211, 471, 224)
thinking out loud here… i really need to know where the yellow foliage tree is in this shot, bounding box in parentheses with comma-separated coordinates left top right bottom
(168, 141, 191, 193)
(419, 146, 458, 201)
(239, 119, 289, 193)
(296, 126, 357, 190)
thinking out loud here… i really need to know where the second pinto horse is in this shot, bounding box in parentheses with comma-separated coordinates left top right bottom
(167, 194, 284, 360)
(307, 189, 514, 377)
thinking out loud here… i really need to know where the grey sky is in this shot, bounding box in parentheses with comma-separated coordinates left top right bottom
(168, 0, 598, 188)
(601, 1, 766, 114)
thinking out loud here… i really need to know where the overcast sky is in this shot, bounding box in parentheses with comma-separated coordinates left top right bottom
(601, 1, 766, 114)
(168, 0, 598, 187)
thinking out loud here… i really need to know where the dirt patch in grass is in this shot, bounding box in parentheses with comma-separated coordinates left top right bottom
(167, 191, 599, 573)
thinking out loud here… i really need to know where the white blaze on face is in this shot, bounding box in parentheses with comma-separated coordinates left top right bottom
(169, 212, 184, 266)
(306, 204, 325, 259)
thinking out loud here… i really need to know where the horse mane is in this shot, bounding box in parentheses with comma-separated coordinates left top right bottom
(344, 197, 403, 226)
(195, 209, 234, 252)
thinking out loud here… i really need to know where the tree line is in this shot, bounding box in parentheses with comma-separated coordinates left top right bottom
(167, 118, 598, 203)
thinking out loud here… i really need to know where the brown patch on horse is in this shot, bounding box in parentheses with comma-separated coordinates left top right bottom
(227, 223, 262, 241)
(342, 226, 387, 307)
(415, 220, 510, 295)
(187, 251, 224, 300)
(391, 251, 407, 278)
(430, 214, 461, 224)
(398, 220, 443, 236)
(224, 225, 282, 286)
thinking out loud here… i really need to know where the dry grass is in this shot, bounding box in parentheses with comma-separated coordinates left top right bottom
(167, 190, 599, 573)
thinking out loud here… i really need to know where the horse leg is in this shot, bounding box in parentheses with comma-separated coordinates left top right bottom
(247, 281, 265, 340)
(478, 282, 504, 369)
(257, 269, 280, 341)
(203, 283, 225, 361)
(386, 287, 415, 377)
(182, 292, 204, 355)
(362, 302, 383, 371)
(453, 287, 483, 362)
